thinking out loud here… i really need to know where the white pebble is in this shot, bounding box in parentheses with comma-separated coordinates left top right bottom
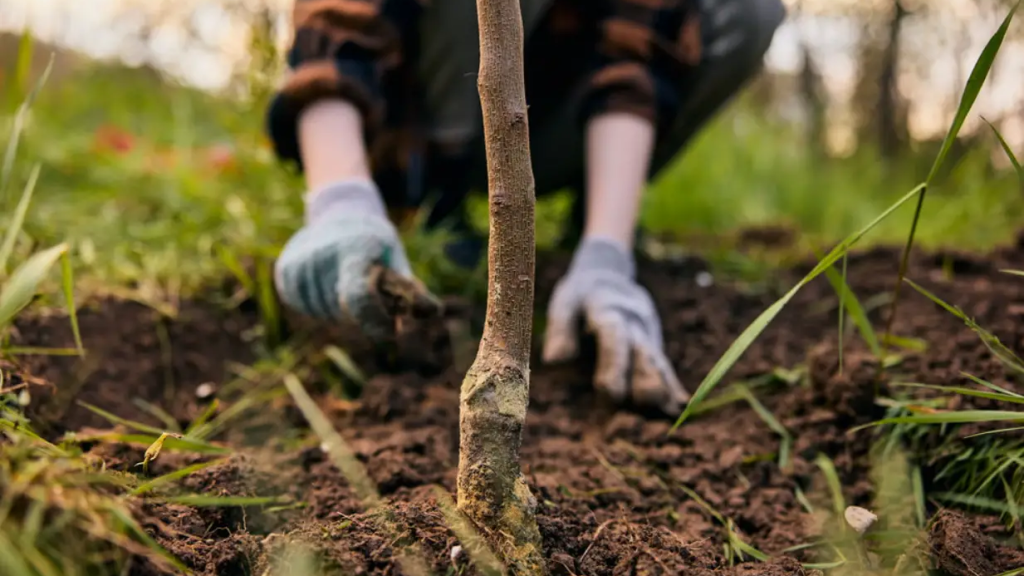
(696, 271, 714, 288)
(844, 506, 878, 535)
(450, 545, 463, 563)
(17, 390, 30, 406)
(195, 383, 216, 399)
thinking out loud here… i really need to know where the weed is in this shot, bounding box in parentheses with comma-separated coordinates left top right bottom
(0, 429, 187, 575)
(672, 1, 1020, 436)
(881, 2, 1019, 358)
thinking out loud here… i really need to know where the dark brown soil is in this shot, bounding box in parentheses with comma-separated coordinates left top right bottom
(8, 235, 1024, 576)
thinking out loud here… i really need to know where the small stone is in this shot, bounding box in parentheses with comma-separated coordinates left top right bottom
(450, 545, 463, 563)
(17, 390, 30, 406)
(195, 383, 216, 399)
(696, 271, 714, 288)
(844, 505, 878, 535)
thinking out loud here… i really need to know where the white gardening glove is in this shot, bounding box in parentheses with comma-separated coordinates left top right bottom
(542, 237, 690, 415)
(274, 179, 436, 342)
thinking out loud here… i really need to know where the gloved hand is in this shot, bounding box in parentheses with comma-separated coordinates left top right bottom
(274, 179, 435, 341)
(542, 237, 690, 415)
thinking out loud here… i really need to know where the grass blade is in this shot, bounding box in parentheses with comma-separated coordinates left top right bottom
(324, 345, 367, 387)
(824, 255, 881, 358)
(883, 2, 1020, 358)
(838, 255, 846, 372)
(803, 561, 847, 570)
(678, 484, 725, 523)
(283, 373, 431, 576)
(961, 372, 1023, 398)
(72, 431, 230, 455)
(892, 382, 1024, 405)
(984, 117, 1022, 182)
(77, 401, 166, 436)
(728, 519, 769, 562)
(107, 505, 190, 574)
(738, 385, 792, 470)
(672, 184, 925, 429)
(13, 29, 34, 103)
(2, 346, 82, 356)
(283, 374, 379, 507)
(905, 279, 1024, 373)
(933, 492, 1019, 515)
(216, 245, 255, 295)
(965, 426, 1024, 438)
(0, 532, 34, 576)
(0, 163, 40, 275)
(131, 457, 230, 496)
(815, 454, 846, 519)
(161, 495, 289, 507)
(256, 258, 280, 346)
(0, 243, 68, 329)
(912, 466, 925, 527)
(795, 486, 815, 514)
(904, 278, 973, 321)
(59, 251, 83, 354)
(928, 2, 1018, 184)
(860, 410, 1024, 427)
(132, 399, 182, 433)
(433, 487, 504, 576)
(881, 334, 928, 352)
(1, 53, 53, 203)
(185, 399, 220, 437)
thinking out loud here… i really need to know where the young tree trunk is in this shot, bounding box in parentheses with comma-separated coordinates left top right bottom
(455, 0, 544, 573)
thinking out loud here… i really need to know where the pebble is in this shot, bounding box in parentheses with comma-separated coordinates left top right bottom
(844, 505, 878, 534)
(696, 271, 714, 287)
(195, 382, 216, 399)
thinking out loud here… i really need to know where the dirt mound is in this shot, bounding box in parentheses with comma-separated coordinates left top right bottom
(8, 238, 1024, 575)
(930, 510, 1024, 576)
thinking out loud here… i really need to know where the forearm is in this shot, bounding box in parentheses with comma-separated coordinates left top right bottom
(577, 0, 703, 249)
(298, 100, 372, 191)
(582, 112, 655, 250)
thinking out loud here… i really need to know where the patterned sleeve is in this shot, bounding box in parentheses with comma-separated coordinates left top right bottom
(266, 0, 426, 168)
(582, 0, 703, 131)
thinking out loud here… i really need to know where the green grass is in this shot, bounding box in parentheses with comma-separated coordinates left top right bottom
(849, 273, 1024, 524)
(645, 100, 1024, 252)
(3, 33, 1022, 309)
(0, 410, 192, 575)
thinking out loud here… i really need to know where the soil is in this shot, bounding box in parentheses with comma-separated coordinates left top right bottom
(7, 234, 1024, 576)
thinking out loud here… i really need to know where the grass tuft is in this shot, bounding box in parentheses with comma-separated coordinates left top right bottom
(881, 1, 1020, 358)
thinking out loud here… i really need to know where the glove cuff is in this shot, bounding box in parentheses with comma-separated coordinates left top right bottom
(569, 236, 636, 279)
(304, 179, 388, 226)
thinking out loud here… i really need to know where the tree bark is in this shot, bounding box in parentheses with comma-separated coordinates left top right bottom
(456, 0, 544, 573)
(877, 0, 908, 159)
